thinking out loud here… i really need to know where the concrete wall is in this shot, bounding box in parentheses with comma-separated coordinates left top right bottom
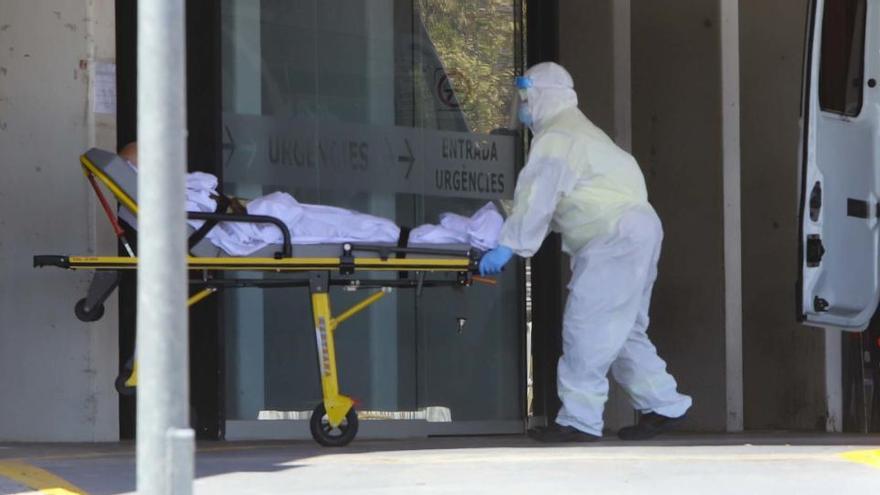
(559, 0, 615, 133)
(739, 0, 827, 430)
(559, 0, 731, 432)
(0, 0, 118, 441)
(631, 0, 729, 431)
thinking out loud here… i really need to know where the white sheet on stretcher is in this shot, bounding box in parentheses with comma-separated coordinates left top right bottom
(184, 173, 503, 256)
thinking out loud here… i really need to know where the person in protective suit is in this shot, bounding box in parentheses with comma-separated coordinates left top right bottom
(480, 62, 692, 442)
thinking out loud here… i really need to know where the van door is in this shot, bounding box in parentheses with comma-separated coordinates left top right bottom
(799, 0, 879, 330)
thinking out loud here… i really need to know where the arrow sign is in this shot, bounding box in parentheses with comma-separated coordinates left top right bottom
(398, 138, 415, 179)
(222, 124, 236, 169)
(222, 113, 515, 199)
(222, 124, 256, 170)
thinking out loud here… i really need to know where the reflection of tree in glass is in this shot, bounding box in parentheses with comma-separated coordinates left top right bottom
(419, 0, 518, 134)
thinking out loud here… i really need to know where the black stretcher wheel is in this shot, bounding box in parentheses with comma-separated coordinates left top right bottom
(115, 357, 136, 396)
(309, 403, 358, 447)
(74, 298, 105, 322)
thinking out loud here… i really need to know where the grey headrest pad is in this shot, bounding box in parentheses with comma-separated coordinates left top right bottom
(84, 148, 138, 204)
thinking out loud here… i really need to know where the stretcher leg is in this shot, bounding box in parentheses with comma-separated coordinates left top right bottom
(115, 287, 217, 395)
(75, 271, 120, 322)
(311, 292, 353, 423)
(115, 356, 136, 396)
(308, 272, 359, 446)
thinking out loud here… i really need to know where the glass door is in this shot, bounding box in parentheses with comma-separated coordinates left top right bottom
(220, 0, 525, 438)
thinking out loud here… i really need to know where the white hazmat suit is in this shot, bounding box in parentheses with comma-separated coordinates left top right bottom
(499, 62, 692, 437)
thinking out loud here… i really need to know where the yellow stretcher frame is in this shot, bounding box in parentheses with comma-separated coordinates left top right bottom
(96, 255, 469, 432)
(35, 151, 489, 447)
(48, 254, 476, 432)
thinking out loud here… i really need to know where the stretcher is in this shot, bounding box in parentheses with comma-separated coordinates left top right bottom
(33, 149, 492, 447)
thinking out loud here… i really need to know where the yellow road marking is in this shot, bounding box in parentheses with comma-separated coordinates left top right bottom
(0, 442, 291, 464)
(0, 460, 88, 495)
(839, 449, 880, 469)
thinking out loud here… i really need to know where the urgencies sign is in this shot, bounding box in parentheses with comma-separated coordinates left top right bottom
(435, 137, 506, 196)
(222, 113, 516, 200)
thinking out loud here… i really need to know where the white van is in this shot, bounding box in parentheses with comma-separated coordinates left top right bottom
(799, 0, 880, 331)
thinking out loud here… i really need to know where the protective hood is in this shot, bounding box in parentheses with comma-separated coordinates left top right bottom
(522, 62, 578, 133)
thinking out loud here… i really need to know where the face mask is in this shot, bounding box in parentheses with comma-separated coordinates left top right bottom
(507, 75, 534, 130)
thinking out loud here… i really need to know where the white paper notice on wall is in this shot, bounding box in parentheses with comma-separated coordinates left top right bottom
(93, 62, 117, 114)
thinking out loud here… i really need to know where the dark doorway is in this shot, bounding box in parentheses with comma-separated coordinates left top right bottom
(525, 0, 564, 425)
(115, 0, 224, 440)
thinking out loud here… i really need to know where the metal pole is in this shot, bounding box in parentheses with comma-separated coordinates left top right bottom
(136, 0, 192, 493)
(167, 428, 196, 493)
(720, 0, 744, 433)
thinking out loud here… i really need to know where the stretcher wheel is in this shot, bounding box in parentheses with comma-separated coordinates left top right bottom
(74, 298, 105, 322)
(115, 357, 136, 396)
(309, 403, 358, 447)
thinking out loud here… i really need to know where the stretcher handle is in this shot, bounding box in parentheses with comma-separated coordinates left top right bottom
(187, 212, 292, 258)
(472, 275, 498, 286)
(33, 255, 70, 269)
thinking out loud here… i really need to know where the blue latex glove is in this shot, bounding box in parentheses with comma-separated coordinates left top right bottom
(479, 245, 514, 276)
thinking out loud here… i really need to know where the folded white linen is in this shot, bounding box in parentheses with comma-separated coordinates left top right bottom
(443, 202, 504, 251)
(409, 224, 469, 245)
(410, 202, 503, 251)
(184, 172, 220, 229)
